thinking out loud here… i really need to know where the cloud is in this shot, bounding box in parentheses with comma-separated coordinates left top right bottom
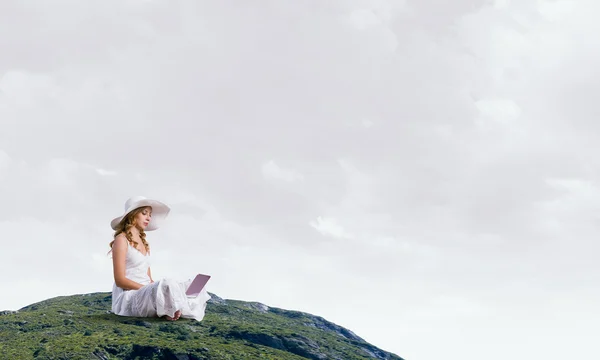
(95, 168, 118, 176)
(309, 216, 354, 239)
(0, 150, 10, 174)
(261, 160, 304, 183)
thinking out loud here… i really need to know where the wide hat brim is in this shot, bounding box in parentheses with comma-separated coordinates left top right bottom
(110, 197, 170, 231)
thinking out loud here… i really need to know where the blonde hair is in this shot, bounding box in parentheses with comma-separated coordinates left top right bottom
(108, 206, 150, 254)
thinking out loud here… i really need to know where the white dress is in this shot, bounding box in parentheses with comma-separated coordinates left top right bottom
(111, 241, 211, 320)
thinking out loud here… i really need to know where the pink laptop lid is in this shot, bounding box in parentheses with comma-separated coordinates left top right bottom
(186, 273, 211, 297)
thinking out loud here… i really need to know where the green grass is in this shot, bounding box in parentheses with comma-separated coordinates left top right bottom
(0, 292, 403, 360)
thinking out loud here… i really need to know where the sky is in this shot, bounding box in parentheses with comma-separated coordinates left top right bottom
(1, 0, 599, 359)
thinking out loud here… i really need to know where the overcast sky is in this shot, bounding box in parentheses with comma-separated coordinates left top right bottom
(1, 0, 599, 359)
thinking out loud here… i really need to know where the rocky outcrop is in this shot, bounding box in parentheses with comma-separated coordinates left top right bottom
(93, 344, 211, 360)
(0, 292, 403, 360)
(226, 330, 328, 360)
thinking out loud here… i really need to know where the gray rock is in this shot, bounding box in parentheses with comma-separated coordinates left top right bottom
(207, 292, 227, 305)
(244, 302, 270, 313)
(92, 349, 110, 359)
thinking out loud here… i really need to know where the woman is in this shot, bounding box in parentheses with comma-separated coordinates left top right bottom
(108, 196, 211, 321)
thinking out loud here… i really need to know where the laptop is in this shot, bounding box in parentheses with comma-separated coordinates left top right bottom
(185, 273, 211, 297)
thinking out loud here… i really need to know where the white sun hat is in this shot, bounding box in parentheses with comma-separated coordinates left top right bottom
(110, 196, 171, 231)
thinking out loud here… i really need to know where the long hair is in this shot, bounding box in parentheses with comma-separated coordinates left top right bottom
(108, 207, 150, 254)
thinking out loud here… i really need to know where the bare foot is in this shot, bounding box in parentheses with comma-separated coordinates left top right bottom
(164, 310, 181, 321)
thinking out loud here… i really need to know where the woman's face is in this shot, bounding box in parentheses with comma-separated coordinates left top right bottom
(134, 206, 152, 230)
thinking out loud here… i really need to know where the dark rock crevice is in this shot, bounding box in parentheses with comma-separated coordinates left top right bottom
(226, 330, 328, 360)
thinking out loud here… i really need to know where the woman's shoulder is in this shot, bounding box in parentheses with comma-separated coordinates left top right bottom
(112, 233, 129, 249)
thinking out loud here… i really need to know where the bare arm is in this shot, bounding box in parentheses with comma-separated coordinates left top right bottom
(112, 235, 146, 290)
(147, 267, 154, 283)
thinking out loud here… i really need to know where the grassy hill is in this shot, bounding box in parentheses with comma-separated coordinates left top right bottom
(0, 292, 404, 360)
